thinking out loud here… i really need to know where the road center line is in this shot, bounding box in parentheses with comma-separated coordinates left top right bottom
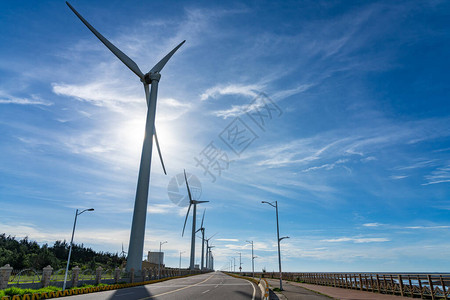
(138, 273, 216, 300)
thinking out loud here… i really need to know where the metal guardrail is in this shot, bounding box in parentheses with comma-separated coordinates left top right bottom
(255, 272, 450, 299)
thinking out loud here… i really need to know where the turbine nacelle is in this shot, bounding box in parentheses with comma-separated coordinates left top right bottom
(142, 72, 161, 85)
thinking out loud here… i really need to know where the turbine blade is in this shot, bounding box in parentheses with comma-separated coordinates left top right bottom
(150, 40, 186, 73)
(182, 203, 192, 237)
(200, 209, 205, 229)
(153, 127, 167, 175)
(195, 200, 209, 204)
(66, 2, 144, 79)
(184, 169, 194, 202)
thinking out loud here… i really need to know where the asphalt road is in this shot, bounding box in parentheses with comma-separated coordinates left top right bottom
(66, 271, 260, 300)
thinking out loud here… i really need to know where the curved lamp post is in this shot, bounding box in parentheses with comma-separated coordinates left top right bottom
(262, 200, 289, 291)
(158, 241, 167, 279)
(63, 208, 94, 291)
(245, 240, 255, 278)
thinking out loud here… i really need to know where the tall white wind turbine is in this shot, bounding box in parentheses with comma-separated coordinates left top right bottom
(66, 2, 185, 273)
(182, 170, 208, 270)
(195, 209, 206, 270)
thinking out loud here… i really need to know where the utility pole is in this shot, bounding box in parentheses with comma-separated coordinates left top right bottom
(246, 240, 254, 278)
(159, 241, 167, 279)
(238, 252, 242, 273)
(179, 251, 185, 276)
(262, 200, 289, 291)
(63, 208, 94, 291)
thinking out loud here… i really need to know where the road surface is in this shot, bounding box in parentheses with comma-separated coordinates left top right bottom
(66, 271, 260, 300)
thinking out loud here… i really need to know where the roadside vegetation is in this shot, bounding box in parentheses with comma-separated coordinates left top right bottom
(0, 234, 125, 270)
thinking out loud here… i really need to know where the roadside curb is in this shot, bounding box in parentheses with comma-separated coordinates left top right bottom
(224, 273, 272, 300)
(0, 273, 202, 300)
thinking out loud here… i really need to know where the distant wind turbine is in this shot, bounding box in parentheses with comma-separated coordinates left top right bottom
(66, 2, 185, 273)
(204, 232, 217, 270)
(195, 209, 206, 270)
(120, 243, 127, 258)
(182, 170, 209, 270)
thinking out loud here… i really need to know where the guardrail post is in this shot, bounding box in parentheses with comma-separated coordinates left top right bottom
(376, 274, 381, 293)
(440, 275, 447, 300)
(72, 266, 81, 288)
(42, 265, 53, 287)
(95, 266, 102, 285)
(114, 267, 121, 283)
(398, 275, 404, 296)
(0, 264, 13, 289)
(428, 275, 435, 300)
(418, 275, 424, 299)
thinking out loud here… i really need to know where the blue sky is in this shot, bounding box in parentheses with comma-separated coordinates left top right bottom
(1, 0, 449, 272)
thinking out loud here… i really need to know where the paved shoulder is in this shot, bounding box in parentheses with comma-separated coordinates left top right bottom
(266, 279, 332, 300)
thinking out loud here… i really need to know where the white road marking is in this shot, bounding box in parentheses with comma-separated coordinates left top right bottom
(250, 281, 256, 300)
(201, 289, 210, 294)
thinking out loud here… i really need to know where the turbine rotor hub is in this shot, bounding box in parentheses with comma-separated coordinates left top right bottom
(143, 72, 161, 84)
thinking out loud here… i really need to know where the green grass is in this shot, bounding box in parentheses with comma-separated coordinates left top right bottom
(0, 283, 112, 297)
(2, 286, 60, 297)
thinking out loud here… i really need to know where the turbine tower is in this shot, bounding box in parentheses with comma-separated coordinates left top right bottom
(204, 233, 216, 270)
(182, 170, 208, 270)
(66, 2, 185, 273)
(195, 209, 206, 270)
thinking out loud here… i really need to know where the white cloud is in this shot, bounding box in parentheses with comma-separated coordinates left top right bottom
(157, 98, 191, 121)
(0, 95, 52, 106)
(52, 81, 141, 113)
(216, 238, 239, 242)
(390, 175, 408, 180)
(322, 237, 390, 243)
(200, 84, 263, 101)
(405, 226, 450, 230)
(423, 164, 450, 185)
(363, 223, 383, 227)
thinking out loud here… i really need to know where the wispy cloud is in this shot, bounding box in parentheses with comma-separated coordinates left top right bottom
(423, 164, 450, 185)
(363, 223, 383, 227)
(390, 175, 408, 180)
(200, 84, 262, 101)
(405, 226, 450, 230)
(216, 238, 239, 242)
(0, 95, 52, 106)
(302, 159, 349, 173)
(322, 237, 390, 243)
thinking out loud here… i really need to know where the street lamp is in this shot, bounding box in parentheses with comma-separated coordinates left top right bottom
(159, 241, 168, 279)
(246, 240, 254, 278)
(237, 252, 242, 274)
(262, 200, 289, 291)
(179, 250, 185, 276)
(63, 208, 94, 291)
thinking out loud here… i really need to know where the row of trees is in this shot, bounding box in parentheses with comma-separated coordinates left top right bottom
(0, 234, 125, 270)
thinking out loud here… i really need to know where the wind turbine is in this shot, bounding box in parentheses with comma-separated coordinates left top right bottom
(120, 243, 127, 258)
(66, 2, 185, 273)
(207, 244, 215, 270)
(204, 233, 217, 270)
(195, 209, 206, 270)
(182, 170, 208, 270)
